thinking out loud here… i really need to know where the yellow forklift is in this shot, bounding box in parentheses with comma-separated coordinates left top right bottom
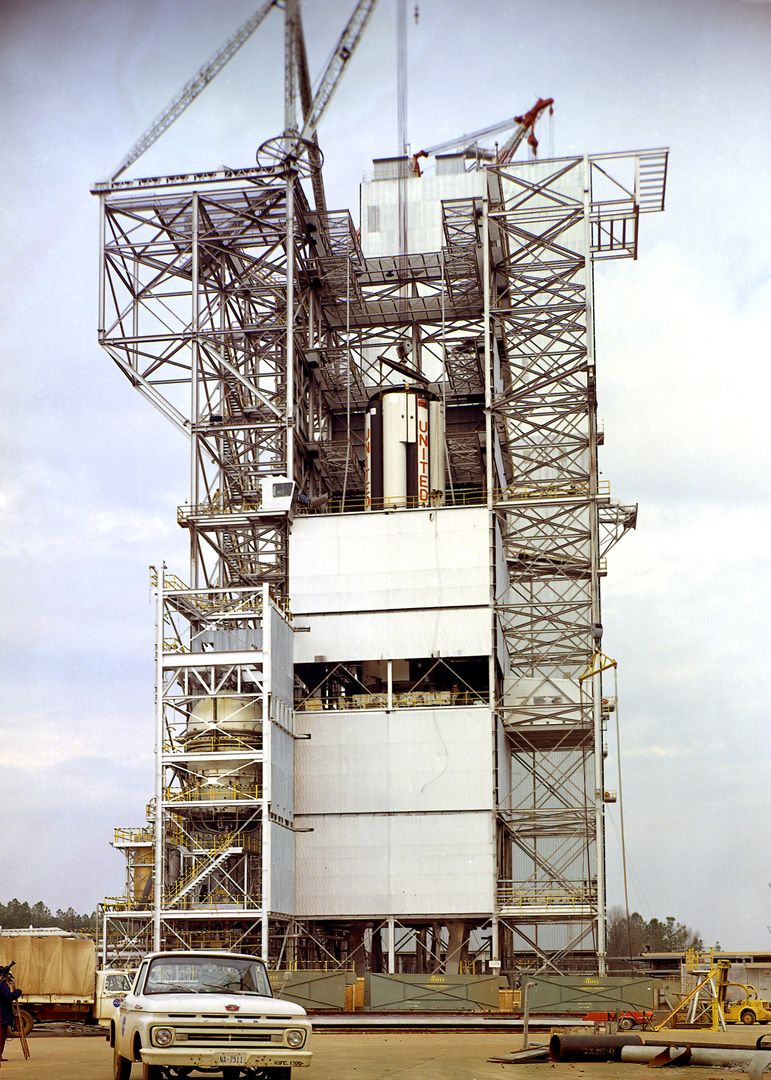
(656, 958, 771, 1029)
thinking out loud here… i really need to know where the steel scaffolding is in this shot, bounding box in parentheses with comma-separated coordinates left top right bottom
(95, 131, 666, 972)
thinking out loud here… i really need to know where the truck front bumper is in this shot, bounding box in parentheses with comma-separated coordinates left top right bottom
(140, 1047, 312, 1069)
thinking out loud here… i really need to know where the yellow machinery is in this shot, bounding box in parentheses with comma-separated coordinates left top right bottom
(656, 957, 771, 1030)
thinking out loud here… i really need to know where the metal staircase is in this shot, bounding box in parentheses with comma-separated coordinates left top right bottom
(164, 832, 244, 908)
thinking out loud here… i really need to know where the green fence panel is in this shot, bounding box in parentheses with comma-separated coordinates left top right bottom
(367, 973, 500, 1011)
(527, 975, 655, 1013)
(269, 969, 348, 1011)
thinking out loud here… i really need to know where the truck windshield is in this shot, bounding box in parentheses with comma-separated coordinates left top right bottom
(143, 956, 272, 997)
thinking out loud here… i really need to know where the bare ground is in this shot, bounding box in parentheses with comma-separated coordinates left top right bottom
(0, 1025, 766, 1080)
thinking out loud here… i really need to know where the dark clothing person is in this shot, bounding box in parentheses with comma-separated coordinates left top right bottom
(0, 977, 22, 1062)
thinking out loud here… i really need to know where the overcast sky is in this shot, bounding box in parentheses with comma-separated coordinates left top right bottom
(1, 0, 769, 948)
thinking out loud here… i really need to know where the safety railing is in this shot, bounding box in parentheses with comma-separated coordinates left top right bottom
(164, 782, 261, 803)
(165, 895, 262, 911)
(164, 733, 264, 755)
(102, 897, 143, 913)
(164, 831, 239, 906)
(113, 827, 154, 846)
(295, 489, 486, 516)
(497, 478, 611, 502)
(296, 689, 489, 711)
(496, 885, 597, 909)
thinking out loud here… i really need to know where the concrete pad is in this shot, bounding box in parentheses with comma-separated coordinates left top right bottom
(1, 1030, 761, 1080)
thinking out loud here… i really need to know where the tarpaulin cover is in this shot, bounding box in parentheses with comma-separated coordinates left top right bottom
(0, 935, 95, 997)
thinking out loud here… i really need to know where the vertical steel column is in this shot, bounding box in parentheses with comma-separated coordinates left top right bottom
(286, 174, 296, 483)
(152, 565, 165, 952)
(284, 0, 298, 485)
(483, 191, 499, 936)
(190, 193, 200, 586)
(261, 582, 272, 961)
(583, 155, 606, 974)
(97, 196, 106, 340)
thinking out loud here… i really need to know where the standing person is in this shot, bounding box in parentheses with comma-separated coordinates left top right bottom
(0, 965, 22, 1064)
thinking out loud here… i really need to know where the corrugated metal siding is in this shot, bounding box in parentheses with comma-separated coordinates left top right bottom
(271, 725, 295, 821)
(361, 170, 486, 257)
(291, 507, 491, 662)
(294, 812, 495, 916)
(291, 507, 489, 615)
(292, 607, 491, 664)
(295, 708, 494, 814)
(269, 820, 295, 916)
(269, 604, 294, 708)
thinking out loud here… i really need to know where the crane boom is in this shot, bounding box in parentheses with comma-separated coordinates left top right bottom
(293, 9, 328, 215)
(419, 117, 524, 158)
(110, 0, 280, 180)
(497, 97, 554, 163)
(411, 97, 554, 174)
(297, 0, 378, 145)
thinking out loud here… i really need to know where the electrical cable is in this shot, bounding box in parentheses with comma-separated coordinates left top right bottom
(613, 664, 634, 963)
(341, 250, 352, 510)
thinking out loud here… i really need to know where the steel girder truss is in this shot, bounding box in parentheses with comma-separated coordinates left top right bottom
(485, 152, 666, 972)
(97, 168, 316, 600)
(156, 575, 281, 954)
(98, 145, 665, 969)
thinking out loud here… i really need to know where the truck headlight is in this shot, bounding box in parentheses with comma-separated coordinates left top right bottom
(286, 1029, 305, 1048)
(153, 1026, 174, 1047)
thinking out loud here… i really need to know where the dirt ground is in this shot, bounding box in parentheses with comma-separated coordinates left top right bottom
(0, 1027, 767, 1080)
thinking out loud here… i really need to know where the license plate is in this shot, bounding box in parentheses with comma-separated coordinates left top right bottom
(217, 1053, 245, 1065)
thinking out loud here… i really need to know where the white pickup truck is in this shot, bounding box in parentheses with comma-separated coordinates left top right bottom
(110, 951, 312, 1080)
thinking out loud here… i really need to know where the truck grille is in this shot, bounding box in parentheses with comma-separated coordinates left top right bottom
(172, 1026, 285, 1046)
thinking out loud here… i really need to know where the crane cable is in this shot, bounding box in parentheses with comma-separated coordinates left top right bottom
(612, 664, 635, 964)
(396, 0, 408, 260)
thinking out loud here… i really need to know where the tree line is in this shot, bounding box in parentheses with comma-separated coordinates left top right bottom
(1, 898, 705, 956)
(607, 906, 704, 957)
(0, 898, 96, 933)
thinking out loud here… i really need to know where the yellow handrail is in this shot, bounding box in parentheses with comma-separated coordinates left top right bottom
(164, 831, 239, 905)
(164, 782, 261, 804)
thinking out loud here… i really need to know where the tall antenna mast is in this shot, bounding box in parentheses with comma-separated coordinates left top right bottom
(396, 0, 408, 259)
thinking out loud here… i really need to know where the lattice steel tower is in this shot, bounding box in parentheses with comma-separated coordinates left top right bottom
(96, 3, 667, 976)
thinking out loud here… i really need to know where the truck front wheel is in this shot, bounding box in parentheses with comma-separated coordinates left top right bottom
(12, 1009, 34, 1038)
(741, 1009, 757, 1025)
(617, 1017, 635, 1031)
(113, 1049, 132, 1080)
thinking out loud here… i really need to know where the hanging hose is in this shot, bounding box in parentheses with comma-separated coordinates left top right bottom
(613, 665, 634, 965)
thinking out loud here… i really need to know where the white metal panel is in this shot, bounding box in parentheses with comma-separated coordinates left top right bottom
(382, 392, 408, 501)
(361, 170, 486, 257)
(290, 506, 489, 615)
(269, 604, 294, 710)
(271, 725, 294, 821)
(295, 708, 494, 814)
(292, 606, 490, 663)
(294, 811, 494, 916)
(496, 717, 510, 809)
(269, 821, 294, 916)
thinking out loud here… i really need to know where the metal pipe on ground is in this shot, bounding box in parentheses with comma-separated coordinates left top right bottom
(549, 1033, 643, 1061)
(621, 1045, 771, 1073)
